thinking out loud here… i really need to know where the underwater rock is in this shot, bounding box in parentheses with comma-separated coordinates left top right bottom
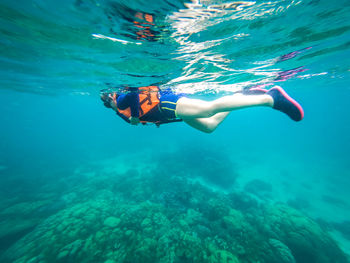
(103, 217, 121, 228)
(322, 195, 349, 208)
(260, 204, 349, 263)
(0, 199, 56, 255)
(141, 218, 152, 228)
(221, 209, 249, 240)
(244, 179, 272, 198)
(333, 220, 350, 241)
(0, 220, 37, 257)
(208, 250, 240, 263)
(287, 197, 311, 211)
(56, 239, 84, 262)
(156, 145, 239, 189)
(267, 238, 296, 263)
(228, 191, 259, 212)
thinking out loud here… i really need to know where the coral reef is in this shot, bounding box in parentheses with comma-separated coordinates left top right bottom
(2, 161, 349, 263)
(0, 193, 67, 254)
(287, 197, 311, 211)
(244, 179, 272, 198)
(333, 221, 350, 241)
(155, 144, 238, 189)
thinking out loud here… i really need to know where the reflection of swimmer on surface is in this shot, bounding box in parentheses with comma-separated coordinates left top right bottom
(272, 47, 311, 81)
(277, 47, 312, 62)
(133, 12, 156, 41)
(103, 3, 158, 42)
(275, 67, 307, 82)
(101, 85, 304, 133)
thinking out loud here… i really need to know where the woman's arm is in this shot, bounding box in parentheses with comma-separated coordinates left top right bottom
(117, 92, 140, 117)
(117, 91, 140, 125)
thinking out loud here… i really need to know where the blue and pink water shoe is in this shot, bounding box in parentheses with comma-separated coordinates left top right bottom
(267, 86, 304, 121)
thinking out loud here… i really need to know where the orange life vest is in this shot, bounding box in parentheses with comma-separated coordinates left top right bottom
(115, 86, 160, 120)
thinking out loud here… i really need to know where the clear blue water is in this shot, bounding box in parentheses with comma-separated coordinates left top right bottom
(0, 0, 350, 262)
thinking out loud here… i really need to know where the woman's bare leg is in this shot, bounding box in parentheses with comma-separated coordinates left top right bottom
(182, 112, 230, 133)
(176, 93, 273, 119)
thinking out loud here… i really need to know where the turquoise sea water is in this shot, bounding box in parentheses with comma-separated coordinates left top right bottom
(0, 0, 350, 262)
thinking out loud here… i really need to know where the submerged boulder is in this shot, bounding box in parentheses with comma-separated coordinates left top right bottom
(259, 204, 349, 263)
(103, 217, 121, 228)
(267, 238, 296, 263)
(208, 250, 240, 263)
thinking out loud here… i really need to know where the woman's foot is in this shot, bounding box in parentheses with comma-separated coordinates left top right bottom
(267, 86, 304, 121)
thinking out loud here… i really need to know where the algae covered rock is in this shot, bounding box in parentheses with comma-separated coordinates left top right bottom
(103, 217, 121, 228)
(209, 250, 240, 263)
(258, 204, 349, 263)
(56, 239, 84, 262)
(267, 238, 296, 263)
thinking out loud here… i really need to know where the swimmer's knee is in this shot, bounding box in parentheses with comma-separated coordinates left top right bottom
(200, 120, 218, 133)
(202, 127, 215, 133)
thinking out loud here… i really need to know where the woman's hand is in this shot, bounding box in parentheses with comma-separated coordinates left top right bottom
(129, 116, 140, 125)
